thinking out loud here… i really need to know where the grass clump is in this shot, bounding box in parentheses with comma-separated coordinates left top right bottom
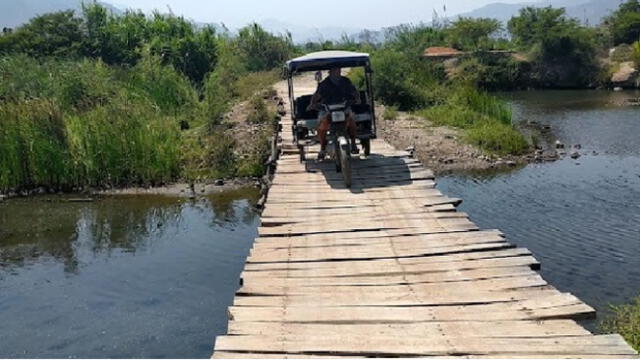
(601, 296, 640, 352)
(246, 96, 272, 124)
(383, 106, 399, 120)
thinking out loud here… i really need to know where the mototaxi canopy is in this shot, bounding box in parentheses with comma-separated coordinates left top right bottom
(286, 51, 371, 73)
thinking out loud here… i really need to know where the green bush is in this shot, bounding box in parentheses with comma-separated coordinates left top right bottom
(601, 295, 640, 352)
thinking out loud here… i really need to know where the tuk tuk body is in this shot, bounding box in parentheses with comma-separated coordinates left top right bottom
(285, 51, 377, 155)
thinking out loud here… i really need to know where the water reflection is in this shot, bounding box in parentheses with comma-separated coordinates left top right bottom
(0, 188, 260, 358)
(0, 189, 259, 274)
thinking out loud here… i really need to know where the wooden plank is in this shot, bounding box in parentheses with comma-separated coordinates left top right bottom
(243, 255, 539, 277)
(226, 320, 591, 337)
(215, 335, 634, 357)
(251, 230, 503, 249)
(244, 248, 535, 272)
(237, 274, 549, 296)
(233, 288, 569, 307)
(240, 265, 538, 286)
(247, 241, 512, 263)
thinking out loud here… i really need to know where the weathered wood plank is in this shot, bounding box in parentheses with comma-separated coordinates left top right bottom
(233, 288, 568, 307)
(226, 320, 591, 337)
(247, 241, 513, 263)
(215, 334, 634, 357)
(236, 274, 549, 297)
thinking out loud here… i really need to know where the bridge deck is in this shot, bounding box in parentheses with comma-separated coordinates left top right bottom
(212, 78, 638, 358)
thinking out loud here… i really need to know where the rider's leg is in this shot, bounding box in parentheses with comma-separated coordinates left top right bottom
(346, 113, 359, 153)
(317, 116, 330, 159)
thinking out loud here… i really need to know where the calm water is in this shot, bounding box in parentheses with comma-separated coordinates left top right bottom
(438, 90, 640, 328)
(0, 189, 260, 358)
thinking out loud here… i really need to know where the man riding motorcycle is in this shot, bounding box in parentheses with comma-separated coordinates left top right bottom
(307, 67, 360, 160)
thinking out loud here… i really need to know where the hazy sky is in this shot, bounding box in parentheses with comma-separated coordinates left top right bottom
(112, 0, 533, 29)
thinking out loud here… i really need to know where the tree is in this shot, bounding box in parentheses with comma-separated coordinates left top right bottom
(605, 0, 640, 45)
(383, 24, 446, 58)
(508, 7, 571, 47)
(508, 7, 599, 87)
(447, 17, 502, 51)
(235, 23, 293, 72)
(0, 11, 83, 57)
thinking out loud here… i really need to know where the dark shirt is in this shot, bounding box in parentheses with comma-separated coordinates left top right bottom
(316, 76, 357, 105)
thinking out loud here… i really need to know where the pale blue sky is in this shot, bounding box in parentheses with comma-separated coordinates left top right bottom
(112, 0, 532, 29)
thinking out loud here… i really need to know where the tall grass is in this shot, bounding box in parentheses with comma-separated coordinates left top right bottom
(601, 295, 640, 352)
(633, 41, 640, 67)
(0, 55, 202, 192)
(418, 87, 528, 155)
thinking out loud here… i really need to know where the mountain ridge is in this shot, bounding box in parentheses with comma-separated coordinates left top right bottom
(459, 0, 618, 25)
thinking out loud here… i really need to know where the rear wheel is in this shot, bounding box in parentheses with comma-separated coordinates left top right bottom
(334, 141, 342, 173)
(362, 138, 371, 156)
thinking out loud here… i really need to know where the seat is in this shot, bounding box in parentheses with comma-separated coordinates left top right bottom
(294, 95, 318, 120)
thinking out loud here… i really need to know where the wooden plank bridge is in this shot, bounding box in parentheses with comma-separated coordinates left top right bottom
(212, 77, 638, 358)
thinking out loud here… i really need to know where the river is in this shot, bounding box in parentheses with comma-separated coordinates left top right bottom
(437, 89, 640, 329)
(0, 189, 260, 358)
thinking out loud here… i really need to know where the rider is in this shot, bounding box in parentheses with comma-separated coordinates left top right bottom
(307, 67, 360, 160)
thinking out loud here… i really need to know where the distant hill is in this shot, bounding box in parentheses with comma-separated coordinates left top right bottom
(0, 0, 121, 29)
(460, 0, 618, 26)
